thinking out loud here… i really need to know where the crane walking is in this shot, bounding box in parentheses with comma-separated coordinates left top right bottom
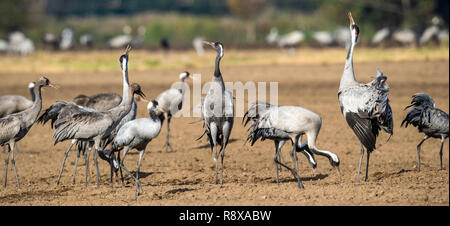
(245, 102, 340, 189)
(401, 93, 449, 171)
(243, 102, 320, 183)
(0, 77, 56, 188)
(338, 12, 393, 182)
(103, 99, 164, 200)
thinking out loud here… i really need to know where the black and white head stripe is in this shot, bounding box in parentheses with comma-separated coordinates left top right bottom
(215, 42, 224, 58)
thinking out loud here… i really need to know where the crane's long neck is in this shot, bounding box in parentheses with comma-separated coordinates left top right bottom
(121, 59, 130, 105)
(339, 39, 358, 89)
(212, 52, 225, 91)
(24, 85, 43, 128)
(109, 89, 135, 124)
(29, 86, 36, 101)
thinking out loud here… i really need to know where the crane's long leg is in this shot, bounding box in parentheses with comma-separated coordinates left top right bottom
(163, 116, 174, 152)
(219, 146, 225, 185)
(289, 138, 304, 189)
(8, 141, 20, 188)
(356, 143, 365, 182)
(119, 147, 141, 200)
(73, 145, 82, 184)
(93, 148, 101, 188)
(84, 146, 92, 188)
(56, 140, 75, 185)
(117, 150, 125, 187)
(277, 140, 286, 172)
(136, 149, 145, 194)
(274, 140, 280, 184)
(439, 136, 447, 170)
(214, 144, 219, 184)
(416, 135, 429, 172)
(365, 150, 371, 182)
(3, 144, 11, 188)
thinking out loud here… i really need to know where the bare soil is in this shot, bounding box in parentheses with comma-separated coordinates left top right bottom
(0, 59, 448, 206)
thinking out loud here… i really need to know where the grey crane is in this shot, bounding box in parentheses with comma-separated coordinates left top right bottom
(0, 82, 36, 118)
(401, 93, 449, 171)
(104, 99, 164, 200)
(245, 102, 340, 189)
(156, 71, 191, 152)
(201, 41, 234, 185)
(73, 92, 122, 110)
(338, 12, 394, 182)
(38, 91, 125, 185)
(0, 82, 36, 153)
(39, 55, 141, 187)
(47, 47, 142, 188)
(0, 77, 56, 188)
(243, 101, 319, 183)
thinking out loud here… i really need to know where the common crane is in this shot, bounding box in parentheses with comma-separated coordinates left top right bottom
(245, 102, 340, 188)
(338, 12, 394, 182)
(156, 71, 191, 152)
(401, 93, 449, 171)
(201, 41, 234, 185)
(0, 77, 56, 188)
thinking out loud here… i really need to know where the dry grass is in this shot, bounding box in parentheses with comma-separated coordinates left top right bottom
(0, 47, 448, 73)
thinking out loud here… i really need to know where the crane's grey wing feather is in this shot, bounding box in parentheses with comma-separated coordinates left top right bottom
(0, 116, 21, 145)
(53, 111, 111, 143)
(86, 93, 122, 111)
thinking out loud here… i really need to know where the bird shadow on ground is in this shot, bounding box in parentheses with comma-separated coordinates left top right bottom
(0, 187, 70, 202)
(165, 187, 198, 195)
(191, 138, 239, 150)
(129, 171, 163, 179)
(273, 173, 329, 183)
(372, 168, 414, 181)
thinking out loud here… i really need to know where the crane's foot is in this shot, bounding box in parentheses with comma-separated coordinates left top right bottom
(162, 142, 174, 152)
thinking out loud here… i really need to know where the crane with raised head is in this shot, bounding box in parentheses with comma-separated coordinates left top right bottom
(338, 12, 394, 182)
(201, 41, 234, 185)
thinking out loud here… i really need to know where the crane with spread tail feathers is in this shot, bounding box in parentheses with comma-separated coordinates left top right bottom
(401, 93, 449, 171)
(338, 12, 394, 182)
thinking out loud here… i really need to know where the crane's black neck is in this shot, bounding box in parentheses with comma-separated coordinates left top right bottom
(29, 86, 36, 102)
(214, 54, 222, 77)
(25, 84, 44, 128)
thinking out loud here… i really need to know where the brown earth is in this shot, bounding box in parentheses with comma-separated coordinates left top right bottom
(0, 58, 448, 206)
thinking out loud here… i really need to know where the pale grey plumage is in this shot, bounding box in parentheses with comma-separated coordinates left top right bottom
(201, 41, 234, 185)
(106, 100, 164, 199)
(243, 101, 318, 182)
(73, 92, 122, 111)
(0, 82, 35, 118)
(338, 13, 393, 182)
(0, 77, 55, 188)
(245, 102, 340, 189)
(401, 93, 449, 171)
(156, 71, 190, 152)
(44, 48, 140, 188)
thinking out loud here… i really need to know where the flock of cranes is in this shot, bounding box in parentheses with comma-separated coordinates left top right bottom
(0, 12, 448, 200)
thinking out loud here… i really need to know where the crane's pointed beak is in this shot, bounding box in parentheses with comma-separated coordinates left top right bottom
(135, 89, 146, 99)
(135, 94, 149, 102)
(348, 12, 355, 25)
(124, 44, 132, 55)
(203, 41, 214, 48)
(335, 166, 341, 182)
(48, 82, 59, 89)
(157, 106, 165, 115)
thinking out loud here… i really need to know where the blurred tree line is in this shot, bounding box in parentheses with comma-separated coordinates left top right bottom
(1, 0, 448, 47)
